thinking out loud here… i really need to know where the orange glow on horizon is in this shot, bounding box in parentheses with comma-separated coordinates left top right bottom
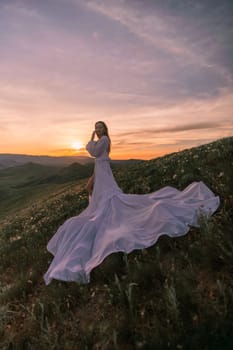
(0, 144, 173, 160)
(1, 134, 230, 160)
(110, 149, 176, 160)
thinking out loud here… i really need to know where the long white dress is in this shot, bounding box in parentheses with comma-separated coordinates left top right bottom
(44, 136, 220, 285)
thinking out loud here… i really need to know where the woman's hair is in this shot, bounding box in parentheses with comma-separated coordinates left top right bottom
(95, 121, 111, 153)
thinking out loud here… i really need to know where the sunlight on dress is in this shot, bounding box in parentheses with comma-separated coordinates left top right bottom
(44, 136, 220, 285)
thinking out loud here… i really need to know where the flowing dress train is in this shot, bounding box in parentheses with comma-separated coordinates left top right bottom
(44, 136, 220, 284)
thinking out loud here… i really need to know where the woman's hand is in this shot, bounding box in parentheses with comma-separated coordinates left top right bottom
(91, 130, 96, 141)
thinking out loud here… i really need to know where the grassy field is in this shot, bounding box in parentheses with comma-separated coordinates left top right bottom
(0, 137, 232, 349)
(0, 162, 94, 221)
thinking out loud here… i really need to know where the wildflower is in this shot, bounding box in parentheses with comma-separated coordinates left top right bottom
(218, 172, 224, 177)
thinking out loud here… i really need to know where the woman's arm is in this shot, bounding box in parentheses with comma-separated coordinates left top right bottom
(86, 136, 109, 157)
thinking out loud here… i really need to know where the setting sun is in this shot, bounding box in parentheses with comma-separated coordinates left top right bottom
(71, 141, 84, 151)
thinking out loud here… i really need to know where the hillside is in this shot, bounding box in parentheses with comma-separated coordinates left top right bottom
(0, 136, 232, 349)
(0, 153, 141, 170)
(0, 154, 93, 169)
(0, 162, 93, 221)
(0, 159, 140, 221)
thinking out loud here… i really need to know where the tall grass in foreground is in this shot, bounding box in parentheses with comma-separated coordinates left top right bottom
(0, 137, 233, 349)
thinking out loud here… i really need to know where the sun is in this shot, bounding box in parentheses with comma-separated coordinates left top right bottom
(71, 140, 84, 151)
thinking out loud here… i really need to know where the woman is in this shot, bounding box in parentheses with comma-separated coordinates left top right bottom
(44, 121, 220, 285)
(85, 121, 121, 203)
(85, 121, 111, 196)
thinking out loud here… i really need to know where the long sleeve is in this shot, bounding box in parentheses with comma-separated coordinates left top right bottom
(86, 136, 109, 158)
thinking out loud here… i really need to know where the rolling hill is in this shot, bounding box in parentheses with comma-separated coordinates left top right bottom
(0, 154, 93, 169)
(0, 136, 232, 349)
(0, 159, 140, 220)
(0, 154, 141, 170)
(0, 162, 92, 220)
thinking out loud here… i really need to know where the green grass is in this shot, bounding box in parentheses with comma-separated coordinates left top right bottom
(0, 136, 233, 349)
(0, 161, 94, 221)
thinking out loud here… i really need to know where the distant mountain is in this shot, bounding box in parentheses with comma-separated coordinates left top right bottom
(0, 154, 143, 170)
(0, 154, 93, 169)
(0, 159, 143, 193)
(0, 158, 143, 217)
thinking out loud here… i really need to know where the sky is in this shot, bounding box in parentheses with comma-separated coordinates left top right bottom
(0, 0, 233, 159)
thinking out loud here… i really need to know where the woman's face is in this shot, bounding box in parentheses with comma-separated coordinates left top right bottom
(95, 122, 105, 138)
